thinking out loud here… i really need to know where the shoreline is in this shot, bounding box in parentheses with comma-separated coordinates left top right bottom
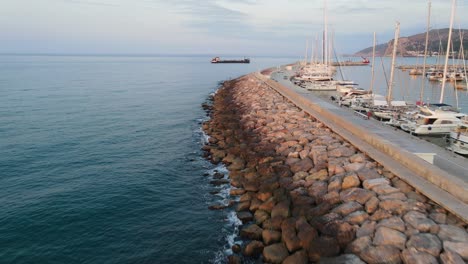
(202, 73, 467, 263)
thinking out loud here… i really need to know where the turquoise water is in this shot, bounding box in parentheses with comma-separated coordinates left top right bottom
(0, 55, 295, 263)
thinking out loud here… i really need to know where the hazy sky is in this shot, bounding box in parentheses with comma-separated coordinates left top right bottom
(1, 0, 467, 56)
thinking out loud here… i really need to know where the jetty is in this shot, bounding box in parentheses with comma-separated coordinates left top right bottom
(202, 67, 468, 263)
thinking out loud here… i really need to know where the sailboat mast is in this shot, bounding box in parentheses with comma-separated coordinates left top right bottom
(324, 0, 328, 66)
(440, 0, 456, 104)
(388, 22, 400, 105)
(370, 32, 376, 93)
(420, 1, 431, 103)
(305, 40, 309, 65)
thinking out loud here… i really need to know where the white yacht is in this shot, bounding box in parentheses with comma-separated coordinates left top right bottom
(400, 104, 466, 135)
(447, 117, 468, 155)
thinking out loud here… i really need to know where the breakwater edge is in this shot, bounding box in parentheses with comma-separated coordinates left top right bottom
(202, 73, 468, 263)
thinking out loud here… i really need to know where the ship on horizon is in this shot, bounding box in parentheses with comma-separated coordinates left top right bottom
(211, 57, 250, 64)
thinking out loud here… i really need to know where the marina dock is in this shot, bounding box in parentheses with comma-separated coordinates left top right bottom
(258, 68, 468, 222)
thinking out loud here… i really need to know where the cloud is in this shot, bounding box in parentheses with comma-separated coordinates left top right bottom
(62, 0, 120, 7)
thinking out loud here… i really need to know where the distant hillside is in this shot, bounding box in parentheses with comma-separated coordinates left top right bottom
(355, 28, 468, 57)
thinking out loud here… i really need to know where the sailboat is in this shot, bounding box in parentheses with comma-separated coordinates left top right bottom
(399, 0, 467, 135)
(294, 0, 337, 91)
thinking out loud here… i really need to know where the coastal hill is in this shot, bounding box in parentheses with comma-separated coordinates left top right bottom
(355, 28, 468, 57)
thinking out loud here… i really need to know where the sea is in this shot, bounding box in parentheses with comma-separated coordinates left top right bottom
(0, 54, 466, 264)
(0, 54, 296, 264)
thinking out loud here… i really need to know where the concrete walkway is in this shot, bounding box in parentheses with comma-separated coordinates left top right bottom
(254, 70, 468, 222)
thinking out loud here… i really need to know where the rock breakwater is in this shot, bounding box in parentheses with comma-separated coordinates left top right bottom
(202, 74, 468, 263)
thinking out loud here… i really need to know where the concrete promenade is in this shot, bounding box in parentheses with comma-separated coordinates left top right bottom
(254, 71, 468, 222)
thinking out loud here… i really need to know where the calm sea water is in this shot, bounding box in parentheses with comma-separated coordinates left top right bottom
(0, 55, 296, 264)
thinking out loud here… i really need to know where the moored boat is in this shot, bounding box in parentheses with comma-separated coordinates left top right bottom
(447, 117, 468, 155)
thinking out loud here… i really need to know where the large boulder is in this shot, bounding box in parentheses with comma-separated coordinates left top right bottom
(438, 225, 468, 242)
(406, 233, 442, 257)
(332, 201, 363, 216)
(376, 217, 405, 233)
(262, 243, 289, 263)
(308, 236, 341, 262)
(243, 240, 264, 257)
(290, 157, 314, 173)
(340, 188, 375, 205)
(240, 224, 263, 240)
(401, 248, 438, 264)
(444, 241, 468, 260)
(403, 211, 437, 232)
(359, 245, 402, 264)
(440, 249, 465, 264)
(282, 250, 308, 264)
(262, 229, 281, 245)
(373, 226, 407, 250)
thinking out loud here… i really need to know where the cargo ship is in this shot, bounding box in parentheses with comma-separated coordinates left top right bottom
(211, 57, 250, 63)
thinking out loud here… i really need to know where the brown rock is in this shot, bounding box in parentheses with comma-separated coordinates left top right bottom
(262, 243, 289, 263)
(357, 221, 376, 238)
(308, 236, 341, 262)
(392, 179, 413, 193)
(271, 201, 290, 219)
(232, 244, 241, 253)
(440, 249, 465, 264)
(282, 250, 308, 264)
(406, 191, 428, 203)
(438, 225, 468, 242)
(379, 192, 407, 201)
(237, 211, 253, 224)
(281, 218, 301, 252)
(372, 185, 400, 196)
(373, 226, 407, 250)
(342, 174, 361, 190)
(308, 181, 328, 200)
(428, 212, 446, 224)
(230, 188, 246, 196)
(340, 188, 375, 205)
(406, 233, 441, 257)
(401, 248, 438, 264)
(365, 196, 380, 214)
(254, 209, 270, 225)
(333, 201, 363, 216)
(363, 178, 390, 190)
(347, 236, 372, 254)
(249, 198, 262, 212)
(356, 168, 381, 181)
(329, 146, 355, 157)
(350, 153, 367, 163)
(259, 197, 276, 213)
(344, 162, 366, 172)
(443, 241, 468, 260)
(243, 240, 264, 257)
(262, 229, 282, 245)
(377, 217, 406, 232)
(403, 211, 436, 232)
(369, 209, 393, 221)
(320, 191, 341, 205)
(257, 191, 272, 202)
(236, 201, 250, 212)
(227, 254, 241, 264)
(290, 157, 314, 173)
(296, 217, 318, 250)
(379, 200, 408, 215)
(240, 224, 263, 240)
(344, 211, 369, 225)
(359, 245, 402, 264)
(306, 169, 329, 181)
(328, 176, 343, 193)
